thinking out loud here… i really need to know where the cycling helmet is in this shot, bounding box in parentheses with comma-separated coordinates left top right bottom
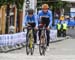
(42, 4, 49, 9)
(27, 8, 34, 14)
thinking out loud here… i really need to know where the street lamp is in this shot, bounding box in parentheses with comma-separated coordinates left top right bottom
(25, 0, 30, 15)
(26, 0, 30, 4)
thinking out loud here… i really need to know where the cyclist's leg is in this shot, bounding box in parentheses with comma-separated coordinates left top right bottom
(33, 29, 37, 44)
(45, 20, 50, 46)
(44, 19, 50, 46)
(38, 22, 41, 41)
(31, 23, 37, 44)
(46, 30, 50, 46)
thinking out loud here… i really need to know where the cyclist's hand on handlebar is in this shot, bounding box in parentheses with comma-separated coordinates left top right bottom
(46, 26, 50, 30)
(39, 24, 43, 27)
(27, 24, 31, 26)
(34, 27, 38, 30)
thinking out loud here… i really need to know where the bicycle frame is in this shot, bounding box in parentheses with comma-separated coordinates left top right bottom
(28, 29, 34, 48)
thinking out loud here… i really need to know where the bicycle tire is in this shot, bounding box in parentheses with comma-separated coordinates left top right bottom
(39, 35, 45, 55)
(39, 44, 43, 55)
(26, 44, 29, 55)
(39, 29, 47, 55)
(26, 33, 30, 55)
(39, 43, 46, 55)
(30, 44, 34, 55)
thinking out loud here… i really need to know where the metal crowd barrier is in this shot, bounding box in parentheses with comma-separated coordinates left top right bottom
(0, 30, 70, 53)
(0, 32, 26, 53)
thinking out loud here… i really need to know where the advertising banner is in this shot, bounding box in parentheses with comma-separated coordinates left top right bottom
(0, 32, 26, 46)
(50, 30, 57, 41)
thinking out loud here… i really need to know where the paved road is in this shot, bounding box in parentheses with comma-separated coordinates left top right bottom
(0, 38, 75, 60)
(67, 28, 75, 38)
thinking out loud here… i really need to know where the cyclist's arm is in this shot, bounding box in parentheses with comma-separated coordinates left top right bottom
(23, 15, 28, 28)
(38, 10, 42, 23)
(34, 15, 38, 27)
(48, 10, 52, 27)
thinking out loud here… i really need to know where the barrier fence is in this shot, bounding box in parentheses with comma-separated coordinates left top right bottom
(0, 32, 26, 46)
(0, 30, 57, 46)
(0, 30, 70, 53)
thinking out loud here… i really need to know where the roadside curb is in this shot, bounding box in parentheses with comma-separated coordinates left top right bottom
(0, 42, 26, 53)
(50, 36, 71, 43)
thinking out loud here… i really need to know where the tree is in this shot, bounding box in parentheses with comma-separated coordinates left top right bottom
(15, 0, 24, 32)
(15, 0, 24, 10)
(0, 0, 24, 33)
(51, 0, 69, 26)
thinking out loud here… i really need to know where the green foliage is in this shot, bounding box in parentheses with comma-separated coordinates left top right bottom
(56, 0, 63, 8)
(53, 1, 63, 9)
(0, 0, 24, 10)
(0, 0, 6, 7)
(51, 0, 68, 10)
(15, 0, 24, 10)
(0, 0, 15, 7)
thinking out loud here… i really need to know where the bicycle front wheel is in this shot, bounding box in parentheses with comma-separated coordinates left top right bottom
(39, 31, 47, 55)
(26, 43, 30, 55)
(26, 33, 30, 55)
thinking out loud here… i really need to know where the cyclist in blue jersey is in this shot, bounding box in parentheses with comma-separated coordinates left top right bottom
(23, 8, 38, 44)
(38, 4, 52, 46)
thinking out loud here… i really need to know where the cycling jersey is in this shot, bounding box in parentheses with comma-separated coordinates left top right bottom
(38, 10, 52, 27)
(23, 14, 38, 27)
(23, 14, 38, 44)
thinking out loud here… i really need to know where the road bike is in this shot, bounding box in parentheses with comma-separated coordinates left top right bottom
(24, 25, 34, 55)
(39, 24, 47, 55)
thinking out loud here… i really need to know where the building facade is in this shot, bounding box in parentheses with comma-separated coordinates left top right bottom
(62, 0, 75, 17)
